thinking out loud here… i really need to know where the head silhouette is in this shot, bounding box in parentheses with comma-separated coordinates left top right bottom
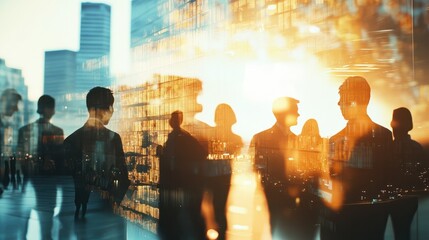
(37, 95, 56, 121)
(272, 97, 300, 127)
(86, 87, 114, 125)
(391, 107, 413, 139)
(214, 103, 236, 128)
(0, 88, 22, 117)
(338, 76, 371, 120)
(169, 110, 183, 131)
(301, 118, 321, 138)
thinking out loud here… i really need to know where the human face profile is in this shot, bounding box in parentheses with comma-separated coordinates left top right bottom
(101, 105, 114, 125)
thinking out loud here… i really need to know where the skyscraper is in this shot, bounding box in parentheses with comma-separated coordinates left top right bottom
(76, 2, 111, 92)
(44, 50, 76, 101)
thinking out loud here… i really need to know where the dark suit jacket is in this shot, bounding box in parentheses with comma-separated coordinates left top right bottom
(329, 116, 394, 203)
(17, 119, 64, 174)
(250, 123, 298, 185)
(64, 123, 128, 188)
(160, 128, 207, 189)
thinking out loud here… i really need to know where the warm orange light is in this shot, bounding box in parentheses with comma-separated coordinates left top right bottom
(207, 229, 219, 240)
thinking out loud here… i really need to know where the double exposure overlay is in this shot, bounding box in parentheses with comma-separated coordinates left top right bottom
(1, 0, 429, 239)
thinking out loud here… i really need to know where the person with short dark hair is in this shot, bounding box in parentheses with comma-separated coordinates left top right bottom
(322, 76, 394, 240)
(389, 107, 428, 240)
(16, 94, 64, 239)
(64, 87, 128, 220)
(250, 96, 319, 240)
(18, 95, 64, 176)
(158, 110, 208, 240)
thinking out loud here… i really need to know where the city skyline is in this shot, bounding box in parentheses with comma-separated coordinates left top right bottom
(0, 0, 130, 101)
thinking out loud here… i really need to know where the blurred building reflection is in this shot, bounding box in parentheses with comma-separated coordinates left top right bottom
(42, 3, 113, 136)
(76, 2, 111, 92)
(44, 50, 77, 102)
(2, 0, 429, 238)
(0, 59, 34, 140)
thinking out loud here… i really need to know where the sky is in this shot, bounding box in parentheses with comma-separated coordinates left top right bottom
(0, 0, 130, 100)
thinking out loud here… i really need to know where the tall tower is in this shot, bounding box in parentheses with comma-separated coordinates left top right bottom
(76, 2, 111, 92)
(44, 50, 76, 100)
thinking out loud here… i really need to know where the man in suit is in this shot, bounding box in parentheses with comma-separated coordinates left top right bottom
(17, 94, 64, 240)
(18, 95, 64, 176)
(322, 76, 394, 240)
(158, 110, 208, 240)
(250, 97, 318, 240)
(64, 87, 128, 220)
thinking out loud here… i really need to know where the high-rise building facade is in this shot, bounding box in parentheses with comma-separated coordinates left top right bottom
(0, 58, 33, 142)
(43, 50, 84, 135)
(44, 50, 76, 101)
(76, 2, 111, 92)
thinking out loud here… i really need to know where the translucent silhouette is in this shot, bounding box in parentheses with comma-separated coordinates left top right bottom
(250, 96, 319, 240)
(297, 118, 327, 211)
(0, 88, 22, 192)
(17, 95, 64, 240)
(158, 110, 208, 240)
(298, 118, 324, 176)
(18, 95, 64, 176)
(205, 103, 243, 240)
(179, 79, 213, 152)
(0, 88, 22, 239)
(389, 107, 428, 240)
(323, 76, 394, 239)
(64, 87, 129, 226)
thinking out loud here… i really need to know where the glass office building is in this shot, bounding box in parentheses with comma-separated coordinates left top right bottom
(76, 2, 111, 93)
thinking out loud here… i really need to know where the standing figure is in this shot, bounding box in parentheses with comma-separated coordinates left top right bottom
(298, 118, 324, 176)
(18, 95, 64, 176)
(17, 95, 64, 240)
(207, 103, 243, 240)
(250, 97, 318, 240)
(0, 88, 22, 194)
(158, 110, 208, 240)
(322, 76, 394, 240)
(64, 87, 129, 220)
(390, 107, 427, 240)
(298, 118, 326, 205)
(0, 88, 23, 240)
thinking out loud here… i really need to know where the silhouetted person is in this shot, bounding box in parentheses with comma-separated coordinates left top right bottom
(206, 103, 243, 240)
(298, 118, 326, 207)
(390, 107, 428, 240)
(180, 78, 212, 153)
(322, 76, 394, 240)
(0, 88, 22, 194)
(16, 95, 64, 240)
(64, 87, 129, 221)
(18, 95, 64, 176)
(250, 97, 318, 240)
(0, 88, 22, 239)
(212, 103, 243, 156)
(158, 110, 208, 240)
(298, 118, 324, 176)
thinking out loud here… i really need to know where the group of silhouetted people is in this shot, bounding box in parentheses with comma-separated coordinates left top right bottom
(157, 76, 428, 240)
(1, 75, 428, 240)
(249, 76, 427, 240)
(0, 86, 129, 240)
